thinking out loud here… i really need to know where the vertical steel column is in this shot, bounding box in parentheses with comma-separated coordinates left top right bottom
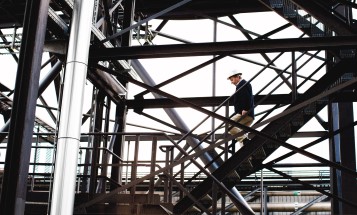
(264, 187, 268, 215)
(327, 3, 357, 211)
(89, 92, 105, 195)
(50, 0, 95, 214)
(0, 1, 49, 214)
(110, 100, 127, 190)
(333, 4, 357, 214)
(337, 102, 357, 214)
(98, 96, 111, 193)
(130, 135, 139, 195)
(291, 51, 297, 101)
(211, 19, 217, 143)
(81, 87, 97, 193)
(168, 146, 174, 203)
(329, 99, 341, 215)
(329, 101, 357, 214)
(212, 182, 217, 214)
(163, 147, 170, 203)
(180, 162, 185, 199)
(148, 137, 157, 203)
(261, 169, 264, 214)
(130, 135, 139, 214)
(121, 0, 135, 47)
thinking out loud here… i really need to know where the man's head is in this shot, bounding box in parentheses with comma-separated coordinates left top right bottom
(227, 70, 242, 85)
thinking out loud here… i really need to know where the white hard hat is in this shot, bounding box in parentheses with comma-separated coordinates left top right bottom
(227, 70, 242, 80)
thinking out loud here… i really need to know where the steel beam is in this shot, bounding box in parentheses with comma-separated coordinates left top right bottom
(90, 35, 357, 60)
(127, 94, 293, 109)
(125, 92, 356, 109)
(87, 69, 127, 104)
(0, 0, 50, 214)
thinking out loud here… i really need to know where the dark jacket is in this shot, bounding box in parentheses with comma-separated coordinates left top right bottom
(233, 79, 254, 119)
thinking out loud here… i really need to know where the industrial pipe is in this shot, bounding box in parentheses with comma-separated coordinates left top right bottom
(50, 0, 95, 214)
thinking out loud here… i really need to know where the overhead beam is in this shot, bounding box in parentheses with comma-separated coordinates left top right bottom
(126, 92, 356, 109)
(89, 35, 357, 60)
(127, 95, 292, 109)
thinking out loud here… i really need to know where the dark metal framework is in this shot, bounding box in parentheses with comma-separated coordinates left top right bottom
(0, 0, 356, 214)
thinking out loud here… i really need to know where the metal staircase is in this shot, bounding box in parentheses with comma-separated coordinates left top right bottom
(173, 58, 357, 214)
(260, 0, 355, 36)
(1, 0, 357, 214)
(262, 0, 326, 36)
(171, 3, 357, 211)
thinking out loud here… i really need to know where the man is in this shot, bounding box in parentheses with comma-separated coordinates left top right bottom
(227, 70, 254, 149)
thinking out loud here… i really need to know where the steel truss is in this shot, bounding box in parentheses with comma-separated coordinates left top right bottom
(0, 0, 356, 214)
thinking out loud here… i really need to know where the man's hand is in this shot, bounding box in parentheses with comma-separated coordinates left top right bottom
(242, 110, 248, 115)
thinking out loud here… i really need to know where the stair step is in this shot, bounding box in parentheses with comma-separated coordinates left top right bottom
(238, 158, 253, 170)
(266, 141, 280, 149)
(317, 97, 328, 105)
(304, 102, 317, 115)
(187, 205, 201, 213)
(278, 124, 291, 137)
(283, 1, 297, 18)
(311, 22, 326, 37)
(266, 0, 328, 38)
(291, 112, 305, 127)
(200, 194, 213, 204)
(224, 171, 241, 183)
(252, 147, 266, 160)
(341, 72, 355, 81)
(266, 134, 279, 149)
(297, 15, 311, 28)
(269, 0, 283, 8)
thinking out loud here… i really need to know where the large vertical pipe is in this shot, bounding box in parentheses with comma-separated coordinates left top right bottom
(50, 0, 95, 214)
(0, 1, 50, 214)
